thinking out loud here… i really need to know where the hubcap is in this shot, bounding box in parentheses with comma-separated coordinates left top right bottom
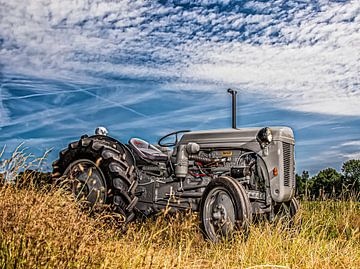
(203, 187, 236, 240)
(64, 159, 107, 207)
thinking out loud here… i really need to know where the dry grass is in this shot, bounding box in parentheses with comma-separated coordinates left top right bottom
(0, 148, 359, 268)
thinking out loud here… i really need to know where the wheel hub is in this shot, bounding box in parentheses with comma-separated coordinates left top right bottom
(203, 187, 236, 239)
(65, 159, 107, 206)
(212, 204, 227, 226)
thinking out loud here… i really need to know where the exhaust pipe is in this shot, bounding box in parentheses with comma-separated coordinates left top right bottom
(227, 88, 238, 129)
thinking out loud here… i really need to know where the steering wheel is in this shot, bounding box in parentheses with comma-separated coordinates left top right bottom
(158, 130, 191, 147)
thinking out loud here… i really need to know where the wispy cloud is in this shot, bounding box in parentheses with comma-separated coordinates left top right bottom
(341, 152, 360, 160)
(0, 0, 359, 173)
(1, 0, 359, 116)
(341, 141, 360, 147)
(0, 90, 10, 129)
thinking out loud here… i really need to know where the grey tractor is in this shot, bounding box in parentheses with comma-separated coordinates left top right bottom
(52, 89, 299, 242)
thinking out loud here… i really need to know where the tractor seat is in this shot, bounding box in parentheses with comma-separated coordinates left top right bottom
(129, 138, 168, 162)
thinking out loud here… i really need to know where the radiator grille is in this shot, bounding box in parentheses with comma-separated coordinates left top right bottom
(283, 142, 294, 187)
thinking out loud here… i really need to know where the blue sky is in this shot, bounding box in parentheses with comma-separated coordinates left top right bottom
(0, 0, 359, 174)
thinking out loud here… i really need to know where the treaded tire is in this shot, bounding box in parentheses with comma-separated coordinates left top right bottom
(52, 135, 138, 223)
(200, 176, 252, 242)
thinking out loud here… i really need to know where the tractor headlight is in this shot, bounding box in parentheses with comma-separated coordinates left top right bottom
(256, 127, 273, 148)
(95, 126, 108, 136)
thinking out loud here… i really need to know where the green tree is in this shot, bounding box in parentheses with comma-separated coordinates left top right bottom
(311, 168, 341, 200)
(341, 159, 360, 199)
(296, 170, 310, 199)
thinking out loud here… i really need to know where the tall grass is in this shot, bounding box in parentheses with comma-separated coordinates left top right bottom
(0, 148, 359, 268)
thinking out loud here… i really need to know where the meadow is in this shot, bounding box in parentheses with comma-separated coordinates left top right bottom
(0, 149, 359, 268)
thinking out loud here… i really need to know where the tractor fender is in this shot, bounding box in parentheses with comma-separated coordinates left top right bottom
(84, 134, 137, 166)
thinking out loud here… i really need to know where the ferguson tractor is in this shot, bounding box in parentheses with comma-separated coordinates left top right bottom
(52, 89, 299, 242)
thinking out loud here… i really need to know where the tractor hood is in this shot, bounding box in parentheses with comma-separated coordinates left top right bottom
(179, 127, 295, 145)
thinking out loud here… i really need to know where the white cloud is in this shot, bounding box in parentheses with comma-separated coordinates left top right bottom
(341, 152, 360, 160)
(341, 141, 360, 147)
(0, 0, 359, 116)
(182, 1, 360, 116)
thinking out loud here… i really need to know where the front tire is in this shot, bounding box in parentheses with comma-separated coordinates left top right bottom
(200, 176, 252, 242)
(273, 197, 300, 226)
(52, 135, 138, 223)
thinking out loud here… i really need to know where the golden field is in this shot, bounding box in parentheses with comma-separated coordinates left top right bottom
(0, 148, 359, 268)
(0, 180, 359, 269)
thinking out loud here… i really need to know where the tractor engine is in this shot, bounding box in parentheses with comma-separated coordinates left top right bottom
(176, 127, 296, 204)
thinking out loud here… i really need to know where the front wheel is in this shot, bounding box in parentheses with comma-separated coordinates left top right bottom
(273, 197, 300, 226)
(200, 176, 252, 242)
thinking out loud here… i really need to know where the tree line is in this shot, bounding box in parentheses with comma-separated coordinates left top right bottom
(296, 159, 360, 200)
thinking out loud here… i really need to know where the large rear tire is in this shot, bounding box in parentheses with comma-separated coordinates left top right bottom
(200, 176, 252, 242)
(52, 135, 138, 223)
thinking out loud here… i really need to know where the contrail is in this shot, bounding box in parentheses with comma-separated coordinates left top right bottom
(1, 88, 94, 101)
(2, 84, 148, 118)
(82, 89, 149, 118)
(60, 81, 149, 118)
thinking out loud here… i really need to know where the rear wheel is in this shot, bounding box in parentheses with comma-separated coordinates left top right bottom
(200, 176, 252, 242)
(65, 159, 107, 206)
(52, 135, 138, 223)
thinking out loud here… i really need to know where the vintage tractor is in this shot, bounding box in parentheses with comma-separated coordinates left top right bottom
(52, 89, 299, 242)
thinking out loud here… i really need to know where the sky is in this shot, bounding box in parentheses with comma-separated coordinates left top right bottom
(0, 0, 359, 174)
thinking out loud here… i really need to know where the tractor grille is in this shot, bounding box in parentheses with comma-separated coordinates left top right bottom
(283, 142, 294, 187)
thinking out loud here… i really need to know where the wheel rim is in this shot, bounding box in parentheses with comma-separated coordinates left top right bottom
(203, 187, 236, 240)
(64, 159, 107, 207)
(273, 199, 298, 225)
